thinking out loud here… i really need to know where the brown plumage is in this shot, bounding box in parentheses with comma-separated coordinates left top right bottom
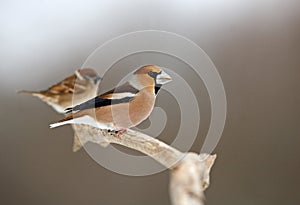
(18, 68, 102, 113)
(50, 65, 172, 131)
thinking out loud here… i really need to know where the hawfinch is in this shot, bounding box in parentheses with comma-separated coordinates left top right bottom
(50, 65, 172, 132)
(18, 68, 102, 113)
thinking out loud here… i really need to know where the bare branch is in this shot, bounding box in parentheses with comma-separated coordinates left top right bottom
(72, 124, 217, 205)
(72, 124, 183, 168)
(170, 153, 216, 205)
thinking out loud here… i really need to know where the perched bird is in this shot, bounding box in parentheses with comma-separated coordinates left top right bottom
(18, 68, 102, 113)
(50, 65, 172, 133)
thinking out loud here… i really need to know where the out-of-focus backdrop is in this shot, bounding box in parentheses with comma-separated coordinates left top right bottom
(1, 0, 299, 205)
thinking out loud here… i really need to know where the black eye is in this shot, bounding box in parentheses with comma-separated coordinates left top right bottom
(148, 71, 161, 79)
(148, 71, 156, 78)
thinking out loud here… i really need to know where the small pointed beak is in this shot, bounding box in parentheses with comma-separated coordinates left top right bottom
(156, 70, 172, 85)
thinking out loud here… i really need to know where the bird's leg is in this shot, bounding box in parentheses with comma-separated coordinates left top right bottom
(115, 128, 127, 138)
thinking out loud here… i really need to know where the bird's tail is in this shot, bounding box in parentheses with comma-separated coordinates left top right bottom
(50, 115, 74, 128)
(17, 90, 45, 98)
(50, 114, 98, 129)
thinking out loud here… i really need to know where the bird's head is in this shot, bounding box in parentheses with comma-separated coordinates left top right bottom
(76, 68, 102, 84)
(130, 65, 172, 89)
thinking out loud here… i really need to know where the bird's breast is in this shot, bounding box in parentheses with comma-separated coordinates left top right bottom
(95, 88, 156, 128)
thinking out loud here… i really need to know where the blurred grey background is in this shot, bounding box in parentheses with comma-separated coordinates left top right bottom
(1, 0, 299, 205)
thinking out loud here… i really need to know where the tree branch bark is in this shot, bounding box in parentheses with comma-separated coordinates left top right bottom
(72, 124, 216, 205)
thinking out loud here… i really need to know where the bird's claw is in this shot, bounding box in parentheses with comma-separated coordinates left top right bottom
(115, 128, 126, 138)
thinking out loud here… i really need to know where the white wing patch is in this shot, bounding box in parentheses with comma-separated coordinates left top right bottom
(107, 92, 136, 99)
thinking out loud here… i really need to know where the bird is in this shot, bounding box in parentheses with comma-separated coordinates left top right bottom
(50, 65, 172, 134)
(18, 68, 102, 113)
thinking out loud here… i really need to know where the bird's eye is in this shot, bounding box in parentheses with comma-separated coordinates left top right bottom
(148, 71, 161, 79)
(148, 71, 156, 78)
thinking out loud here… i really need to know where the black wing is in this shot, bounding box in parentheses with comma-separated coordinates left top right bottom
(65, 82, 139, 113)
(65, 96, 134, 113)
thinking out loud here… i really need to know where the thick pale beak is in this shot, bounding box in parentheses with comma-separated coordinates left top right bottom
(156, 70, 172, 85)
